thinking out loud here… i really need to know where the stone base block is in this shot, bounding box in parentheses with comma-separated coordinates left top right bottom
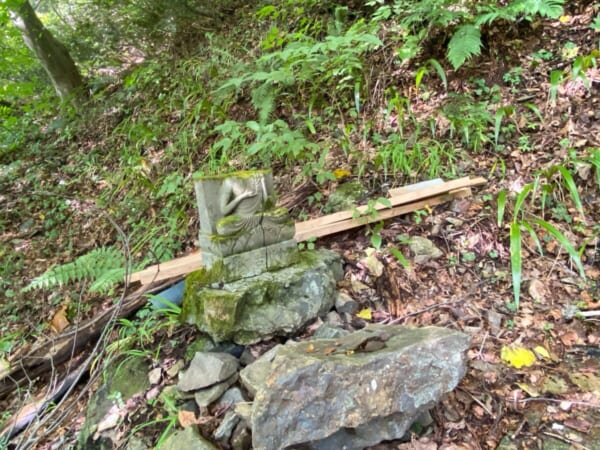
(201, 239, 299, 282)
(182, 249, 343, 344)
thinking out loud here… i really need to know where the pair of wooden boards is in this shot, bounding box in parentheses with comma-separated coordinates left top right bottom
(130, 176, 486, 285)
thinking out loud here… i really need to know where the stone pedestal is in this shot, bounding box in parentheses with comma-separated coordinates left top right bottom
(184, 169, 342, 344)
(182, 249, 343, 344)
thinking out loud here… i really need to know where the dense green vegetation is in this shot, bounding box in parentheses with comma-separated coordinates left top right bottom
(2, 0, 599, 328)
(1, 1, 600, 443)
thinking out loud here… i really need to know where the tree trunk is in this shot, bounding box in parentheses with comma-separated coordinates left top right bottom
(9, 0, 85, 101)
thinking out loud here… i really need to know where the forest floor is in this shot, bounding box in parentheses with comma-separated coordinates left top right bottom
(1, 2, 600, 449)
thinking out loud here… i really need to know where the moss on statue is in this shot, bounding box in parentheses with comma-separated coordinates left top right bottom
(193, 169, 270, 182)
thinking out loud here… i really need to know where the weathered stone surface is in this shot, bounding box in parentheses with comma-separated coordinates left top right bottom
(185, 335, 244, 361)
(199, 215, 295, 259)
(326, 181, 369, 212)
(216, 387, 246, 408)
(240, 324, 470, 450)
(214, 410, 240, 442)
(194, 373, 238, 408)
(199, 239, 299, 283)
(194, 170, 274, 236)
(182, 249, 343, 344)
(177, 352, 239, 392)
(334, 292, 359, 314)
(78, 357, 150, 450)
(407, 236, 443, 264)
(312, 323, 349, 340)
(160, 426, 218, 450)
(194, 170, 294, 262)
(231, 421, 252, 450)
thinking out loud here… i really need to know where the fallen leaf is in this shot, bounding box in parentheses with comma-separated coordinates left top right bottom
(569, 372, 600, 393)
(360, 248, 384, 277)
(563, 418, 592, 433)
(356, 308, 372, 320)
(533, 346, 550, 360)
(528, 279, 549, 303)
(50, 305, 69, 333)
(541, 374, 569, 395)
(178, 410, 197, 428)
(516, 382, 540, 397)
(501, 345, 536, 368)
(333, 168, 351, 179)
(305, 343, 315, 353)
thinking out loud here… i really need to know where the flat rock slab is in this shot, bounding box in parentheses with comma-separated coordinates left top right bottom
(178, 352, 239, 392)
(240, 324, 470, 450)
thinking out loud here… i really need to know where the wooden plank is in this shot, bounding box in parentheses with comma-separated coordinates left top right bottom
(388, 176, 485, 196)
(129, 251, 203, 285)
(294, 188, 471, 241)
(304, 176, 486, 228)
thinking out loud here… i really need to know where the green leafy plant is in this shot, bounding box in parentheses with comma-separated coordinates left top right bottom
(369, 0, 564, 69)
(442, 94, 493, 151)
(23, 246, 126, 294)
(497, 163, 587, 311)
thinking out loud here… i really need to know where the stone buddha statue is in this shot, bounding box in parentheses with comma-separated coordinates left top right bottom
(216, 174, 274, 236)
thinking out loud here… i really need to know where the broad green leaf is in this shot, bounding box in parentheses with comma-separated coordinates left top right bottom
(555, 165, 584, 219)
(520, 221, 543, 255)
(497, 189, 507, 227)
(377, 197, 392, 208)
(389, 247, 410, 269)
(513, 183, 533, 217)
(415, 66, 427, 92)
(523, 102, 544, 124)
(509, 221, 522, 310)
(530, 218, 586, 278)
(427, 59, 447, 91)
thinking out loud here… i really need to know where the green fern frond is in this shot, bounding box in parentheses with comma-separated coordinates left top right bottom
(23, 246, 125, 292)
(447, 25, 482, 70)
(511, 0, 564, 19)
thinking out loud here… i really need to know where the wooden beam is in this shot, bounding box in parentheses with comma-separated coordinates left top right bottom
(130, 252, 202, 284)
(294, 188, 471, 241)
(304, 176, 485, 228)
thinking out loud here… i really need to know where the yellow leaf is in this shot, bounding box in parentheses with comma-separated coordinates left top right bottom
(356, 308, 372, 320)
(559, 15, 571, 23)
(533, 346, 550, 359)
(501, 345, 536, 368)
(333, 168, 351, 179)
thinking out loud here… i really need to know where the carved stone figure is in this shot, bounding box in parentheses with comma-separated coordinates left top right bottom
(216, 174, 268, 235)
(193, 170, 296, 266)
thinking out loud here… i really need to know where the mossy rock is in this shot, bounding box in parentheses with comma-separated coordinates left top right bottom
(181, 249, 343, 344)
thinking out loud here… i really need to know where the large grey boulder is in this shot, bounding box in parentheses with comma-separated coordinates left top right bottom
(240, 324, 470, 450)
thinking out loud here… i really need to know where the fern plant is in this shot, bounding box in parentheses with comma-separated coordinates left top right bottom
(368, 0, 565, 69)
(23, 246, 126, 294)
